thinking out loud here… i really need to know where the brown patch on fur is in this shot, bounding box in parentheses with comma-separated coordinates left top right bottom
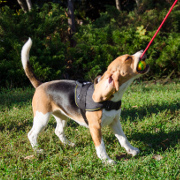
(25, 61, 42, 88)
(32, 85, 52, 116)
(86, 110, 102, 146)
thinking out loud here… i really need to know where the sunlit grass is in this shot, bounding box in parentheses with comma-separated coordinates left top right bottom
(0, 81, 179, 179)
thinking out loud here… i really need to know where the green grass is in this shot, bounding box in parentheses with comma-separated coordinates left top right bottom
(0, 81, 179, 179)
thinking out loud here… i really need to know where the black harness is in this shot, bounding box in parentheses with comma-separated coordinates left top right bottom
(75, 81, 121, 125)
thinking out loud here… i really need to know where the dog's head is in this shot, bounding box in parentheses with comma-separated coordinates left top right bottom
(92, 50, 149, 102)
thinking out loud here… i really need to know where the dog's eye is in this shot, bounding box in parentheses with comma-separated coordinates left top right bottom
(125, 56, 132, 61)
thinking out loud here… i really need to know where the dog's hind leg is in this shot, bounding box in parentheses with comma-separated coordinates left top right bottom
(53, 114, 75, 147)
(109, 113, 140, 156)
(28, 111, 51, 153)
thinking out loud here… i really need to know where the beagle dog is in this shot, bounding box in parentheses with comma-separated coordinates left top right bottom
(21, 38, 149, 164)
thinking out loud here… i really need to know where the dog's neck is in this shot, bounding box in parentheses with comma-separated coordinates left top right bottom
(111, 77, 136, 102)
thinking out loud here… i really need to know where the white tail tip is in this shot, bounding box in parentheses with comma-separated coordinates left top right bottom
(21, 38, 32, 70)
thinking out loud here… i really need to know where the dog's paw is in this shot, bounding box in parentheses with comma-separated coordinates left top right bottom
(107, 159, 117, 165)
(127, 147, 140, 156)
(103, 159, 117, 165)
(69, 142, 75, 147)
(60, 138, 75, 147)
(65, 140, 75, 147)
(62, 141, 76, 147)
(35, 149, 44, 155)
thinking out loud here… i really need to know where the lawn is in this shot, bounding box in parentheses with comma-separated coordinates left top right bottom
(0, 81, 179, 179)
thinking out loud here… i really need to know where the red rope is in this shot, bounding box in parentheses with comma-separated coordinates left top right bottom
(140, 0, 178, 60)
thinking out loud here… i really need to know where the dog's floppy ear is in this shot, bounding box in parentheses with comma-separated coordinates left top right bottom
(94, 75, 102, 85)
(92, 73, 113, 102)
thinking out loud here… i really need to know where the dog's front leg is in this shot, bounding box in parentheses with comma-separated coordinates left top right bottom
(109, 114, 140, 156)
(86, 111, 116, 164)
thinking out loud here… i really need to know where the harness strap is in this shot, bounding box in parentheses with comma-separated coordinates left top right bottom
(103, 100, 121, 111)
(78, 83, 91, 125)
(80, 109, 89, 125)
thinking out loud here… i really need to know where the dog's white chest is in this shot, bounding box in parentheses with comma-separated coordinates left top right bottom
(101, 109, 121, 127)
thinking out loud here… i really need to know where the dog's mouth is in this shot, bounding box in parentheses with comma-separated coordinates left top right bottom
(105, 76, 115, 90)
(108, 76, 113, 84)
(105, 76, 116, 96)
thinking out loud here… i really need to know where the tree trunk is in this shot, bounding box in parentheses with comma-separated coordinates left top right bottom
(26, 0, 32, 11)
(17, 0, 32, 13)
(135, 0, 140, 8)
(68, 0, 76, 47)
(115, 0, 121, 11)
(17, 0, 28, 13)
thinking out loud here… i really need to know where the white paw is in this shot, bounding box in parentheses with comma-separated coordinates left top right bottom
(69, 142, 75, 147)
(35, 149, 44, 154)
(103, 159, 117, 165)
(127, 147, 140, 156)
(60, 137, 75, 147)
(62, 140, 75, 147)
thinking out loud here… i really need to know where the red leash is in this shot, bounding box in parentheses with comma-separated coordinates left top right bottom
(140, 0, 178, 59)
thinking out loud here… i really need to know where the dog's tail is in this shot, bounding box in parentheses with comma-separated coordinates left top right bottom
(21, 38, 42, 88)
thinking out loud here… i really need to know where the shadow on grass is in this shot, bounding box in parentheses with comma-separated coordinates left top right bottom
(121, 100, 180, 122)
(120, 101, 180, 153)
(0, 88, 34, 109)
(0, 88, 34, 131)
(113, 129, 179, 162)
(0, 118, 34, 132)
(133, 130, 180, 153)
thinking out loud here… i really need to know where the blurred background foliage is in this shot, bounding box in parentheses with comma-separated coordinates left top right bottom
(0, 0, 180, 88)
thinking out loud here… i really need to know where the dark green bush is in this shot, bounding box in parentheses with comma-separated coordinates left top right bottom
(0, 3, 68, 88)
(71, 5, 180, 80)
(0, 3, 179, 88)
